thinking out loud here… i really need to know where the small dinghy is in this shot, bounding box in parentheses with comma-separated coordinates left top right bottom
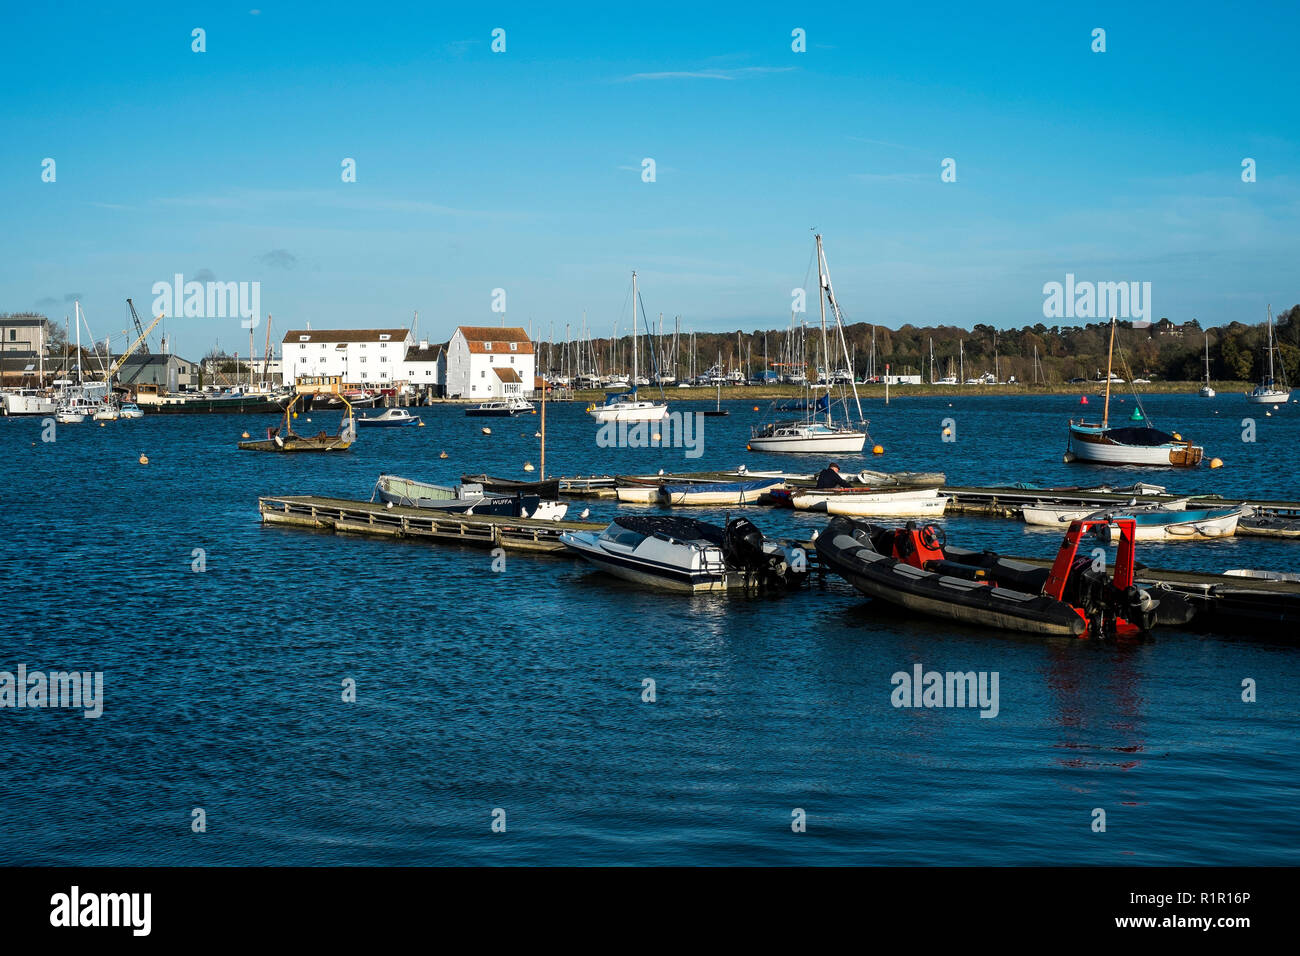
(357, 407, 421, 427)
(460, 474, 562, 498)
(790, 487, 949, 517)
(816, 516, 1193, 638)
(374, 474, 567, 520)
(1022, 498, 1190, 527)
(560, 515, 808, 593)
(659, 477, 785, 506)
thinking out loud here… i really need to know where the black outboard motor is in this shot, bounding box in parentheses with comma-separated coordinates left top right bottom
(723, 517, 787, 590)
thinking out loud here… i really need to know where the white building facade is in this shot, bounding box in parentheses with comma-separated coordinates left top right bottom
(282, 328, 442, 390)
(443, 326, 535, 399)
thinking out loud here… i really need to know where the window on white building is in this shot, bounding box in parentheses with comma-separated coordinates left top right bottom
(510, 342, 518, 351)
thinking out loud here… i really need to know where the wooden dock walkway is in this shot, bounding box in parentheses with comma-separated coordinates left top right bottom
(258, 495, 603, 553)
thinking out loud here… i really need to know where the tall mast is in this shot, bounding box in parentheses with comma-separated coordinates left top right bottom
(1267, 305, 1275, 384)
(815, 235, 832, 422)
(75, 301, 82, 385)
(631, 271, 638, 387)
(1103, 316, 1116, 430)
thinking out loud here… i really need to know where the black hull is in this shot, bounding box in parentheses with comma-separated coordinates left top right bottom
(461, 474, 561, 498)
(816, 517, 1086, 636)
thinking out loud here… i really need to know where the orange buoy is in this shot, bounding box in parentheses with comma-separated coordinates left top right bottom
(241, 431, 250, 438)
(872, 444, 884, 455)
(138, 454, 149, 465)
(439, 451, 448, 459)
(752, 406, 759, 411)
(1210, 457, 1223, 469)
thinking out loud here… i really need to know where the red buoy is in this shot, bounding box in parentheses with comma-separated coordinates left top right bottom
(1080, 396, 1089, 404)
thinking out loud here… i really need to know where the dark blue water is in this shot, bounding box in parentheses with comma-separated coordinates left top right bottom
(2, 392, 1297, 864)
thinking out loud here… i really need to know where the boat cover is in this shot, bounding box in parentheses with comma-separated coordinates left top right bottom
(612, 515, 725, 544)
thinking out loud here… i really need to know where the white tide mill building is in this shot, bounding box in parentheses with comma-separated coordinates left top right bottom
(443, 326, 535, 399)
(282, 329, 442, 390)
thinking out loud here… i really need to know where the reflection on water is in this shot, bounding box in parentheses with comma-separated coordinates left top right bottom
(0, 393, 1296, 864)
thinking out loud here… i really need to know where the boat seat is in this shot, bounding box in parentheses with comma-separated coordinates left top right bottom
(938, 575, 987, 591)
(989, 587, 1036, 603)
(924, 559, 989, 582)
(832, 534, 873, 554)
(891, 563, 929, 579)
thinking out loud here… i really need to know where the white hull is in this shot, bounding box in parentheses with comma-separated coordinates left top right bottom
(1022, 499, 1189, 528)
(526, 501, 569, 521)
(1067, 439, 1194, 466)
(793, 488, 948, 517)
(55, 412, 86, 424)
(615, 486, 662, 504)
(1199, 386, 1215, 398)
(663, 487, 776, 507)
(1247, 389, 1290, 404)
(2, 394, 57, 416)
(589, 401, 669, 423)
(1136, 513, 1239, 541)
(749, 431, 867, 453)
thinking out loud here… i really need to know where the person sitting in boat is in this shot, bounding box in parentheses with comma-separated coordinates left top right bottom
(815, 463, 853, 489)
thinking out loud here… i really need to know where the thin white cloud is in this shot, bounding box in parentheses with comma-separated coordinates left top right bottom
(617, 67, 794, 82)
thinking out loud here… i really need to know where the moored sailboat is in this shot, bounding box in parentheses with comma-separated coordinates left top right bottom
(1066, 317, 1203, 467)
(1246, 305, 1291, 404)
(588, 271, 668, 424)
(750, 235, 869, 454)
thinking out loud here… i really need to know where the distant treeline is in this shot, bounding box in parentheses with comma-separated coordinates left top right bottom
(544, 306, 1300, 383)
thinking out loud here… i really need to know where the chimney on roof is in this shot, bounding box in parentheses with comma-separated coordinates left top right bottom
(419, 340, 428, 350)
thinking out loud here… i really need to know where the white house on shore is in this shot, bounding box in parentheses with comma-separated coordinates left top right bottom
(281, 328, 442, 391)
(443, 326, 535, 399)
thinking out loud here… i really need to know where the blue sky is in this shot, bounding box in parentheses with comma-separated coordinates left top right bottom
(2, 1, 1297, 357)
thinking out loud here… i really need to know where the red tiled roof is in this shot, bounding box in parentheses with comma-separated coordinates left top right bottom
(492, 367, 523, 383)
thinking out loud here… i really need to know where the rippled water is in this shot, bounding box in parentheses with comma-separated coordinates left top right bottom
(1, 392, 1297, 864)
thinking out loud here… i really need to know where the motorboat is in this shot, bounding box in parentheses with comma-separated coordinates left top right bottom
(1024, 502, 1238, 540)
(815, 516, 1194, 638)
(790, 486, 949, 517)
(119, 403, 144, 419)
(358, 407, 422, 427)
(374, 474, 567, 520)
(92, 403, 120, 421)
(659, 477, 785, 506)
(1, 389, 57, 417)
(560, 515, 808, 593)
(466, 399, 534, 417)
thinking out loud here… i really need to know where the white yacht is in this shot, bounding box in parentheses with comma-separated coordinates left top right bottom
(587, 271, 668, 424)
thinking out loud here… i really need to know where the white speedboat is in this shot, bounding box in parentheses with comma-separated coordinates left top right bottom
(559, 515, 808, 593)
(790, 487, 949, 518)
(359, 407, 422, 426)
(465, 400, 533, 417)
(119, 403, 144, 419)
(92, 403, 120, 421)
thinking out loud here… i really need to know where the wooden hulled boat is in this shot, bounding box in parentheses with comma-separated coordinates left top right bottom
(239, 376, 355, 453)
(460, 474, 562, 498)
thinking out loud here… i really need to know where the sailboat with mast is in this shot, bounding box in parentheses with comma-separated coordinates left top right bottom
(749, 235, 869, 453)
(588, 271, 668, 423)
(1066, 316, 1203, 467)
(1246, 305, 1291, 404)
(1199, 331, 1215, 398)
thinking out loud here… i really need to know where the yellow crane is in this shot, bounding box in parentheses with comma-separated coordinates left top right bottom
(103, 309, 163, 382)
